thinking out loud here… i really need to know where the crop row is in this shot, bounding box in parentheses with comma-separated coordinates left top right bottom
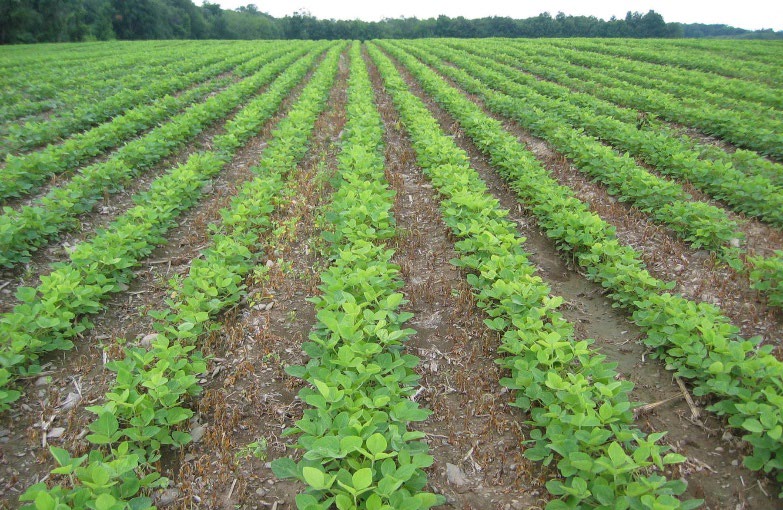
(409, 40, 783, 312)
(19, 43, 344, 510)
(545, 40, 783, 113)
(445, 40, 783, 189)
(0, 47, 189, 125)
(0, 45, 174, 112)
(0, 44, 329, 412)
(0, 44, 262, 156)
(378, 40, 783, 495)
(0, 44, 314, 268)
(271, 42, 442, 510)
(0, 42, 245, 107)
(561, 38, 781, 86)
(668, 40, 781, 64)
(368, 42, 696, 509)
(490, 41, 783, 160)
(0, 40, 200, 72)
(0, 74, 233, 202)
(0, 40, 188, 90)
(402, 42, 744, 255)
(426, 41, 783, 228)
(694, 144, 783, 188)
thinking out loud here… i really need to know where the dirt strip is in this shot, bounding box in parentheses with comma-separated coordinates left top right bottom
(167, 51, 350, 510)
(366, 49, 545, 510)
(0, 55, 323, 507)
(378, 46, 782, 509)
(431, 48, 783, 350)
(0, 60, 312, 311)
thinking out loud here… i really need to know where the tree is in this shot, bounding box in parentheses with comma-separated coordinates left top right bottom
(638, 10, 668, 37)
(111, 0, 162, 39)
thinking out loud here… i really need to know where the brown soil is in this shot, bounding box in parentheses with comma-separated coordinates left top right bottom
(162, 51, 351, 510)
(0, 55, 323, 508)
(0, 62, 312, 314)
(366, 49, 544, 510)
(0, 68, 239, 194)
(377, 45, 783, 509)
(414, 47, 783, 352)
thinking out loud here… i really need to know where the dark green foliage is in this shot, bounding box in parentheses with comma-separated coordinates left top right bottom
(2, 1, 779, 44)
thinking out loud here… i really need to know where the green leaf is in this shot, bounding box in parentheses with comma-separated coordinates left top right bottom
(340, 435, 363, 453)
(366, 493, 383, 510)
(742, 418, 764, 434)
(49, 447, 72, 467)
(270, 458, 298, 479)
(295, 494, 321, 509)
(86, 463, 112, 488)
(34, 491, 56, 510)
(87, 412, 119, 444)
(95, 493, 118, 510)
(366, 433, 387, 456)
(545, 500, 572, 510)
(743, 454, 766, 471)
(662, 453, 686, 465)
(386, 293, 404, 309)
(128, 497, 154, 510)
(313, 379, 331, 399)
(607, 442, 627, 466)
(592, 483, 615, 505)
(302, 466, 326, 490)
(353, 468, 373, 491)
(163, 407, 192, 425)
(335, 494, 353, 510)
(16, 286, 38, 303)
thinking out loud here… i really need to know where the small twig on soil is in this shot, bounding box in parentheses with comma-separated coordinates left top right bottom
(40, 414, 56, 448)
(463, 446, 483, 472)
(227, 478, 237, 500)
(147, 259, 174, 265)
(687, 456, 717, 474)
(675, 376, 701, 421)
(633, 394, 683, 418)
(16, 370, 56, 380)
(758, 479, 770, 497)
(0, 280, 11, 291)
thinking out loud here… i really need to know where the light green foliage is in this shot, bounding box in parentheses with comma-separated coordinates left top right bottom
(749, 252, 783, 308)
(0, 44, 331, 410)
(369, 42, 697, 510)
(378, 39, 783, 495)
(20, 43, 344, 508)
(271, 42, 442, 510)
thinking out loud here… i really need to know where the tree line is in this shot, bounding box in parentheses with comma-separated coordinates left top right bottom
(1, 0, 780, 44)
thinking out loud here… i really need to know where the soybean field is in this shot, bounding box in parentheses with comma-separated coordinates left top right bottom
(1, 38, 782, 510)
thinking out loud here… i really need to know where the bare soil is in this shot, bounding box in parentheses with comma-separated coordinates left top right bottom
(0, 64, 310, 313)
(367, 49, 544, 510)
(2, 43, 783, 510)
(378, 45, 783, 509)
(0, 56, 322, 508)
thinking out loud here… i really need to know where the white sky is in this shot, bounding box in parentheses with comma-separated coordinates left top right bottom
(202, 0, 783, 31)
